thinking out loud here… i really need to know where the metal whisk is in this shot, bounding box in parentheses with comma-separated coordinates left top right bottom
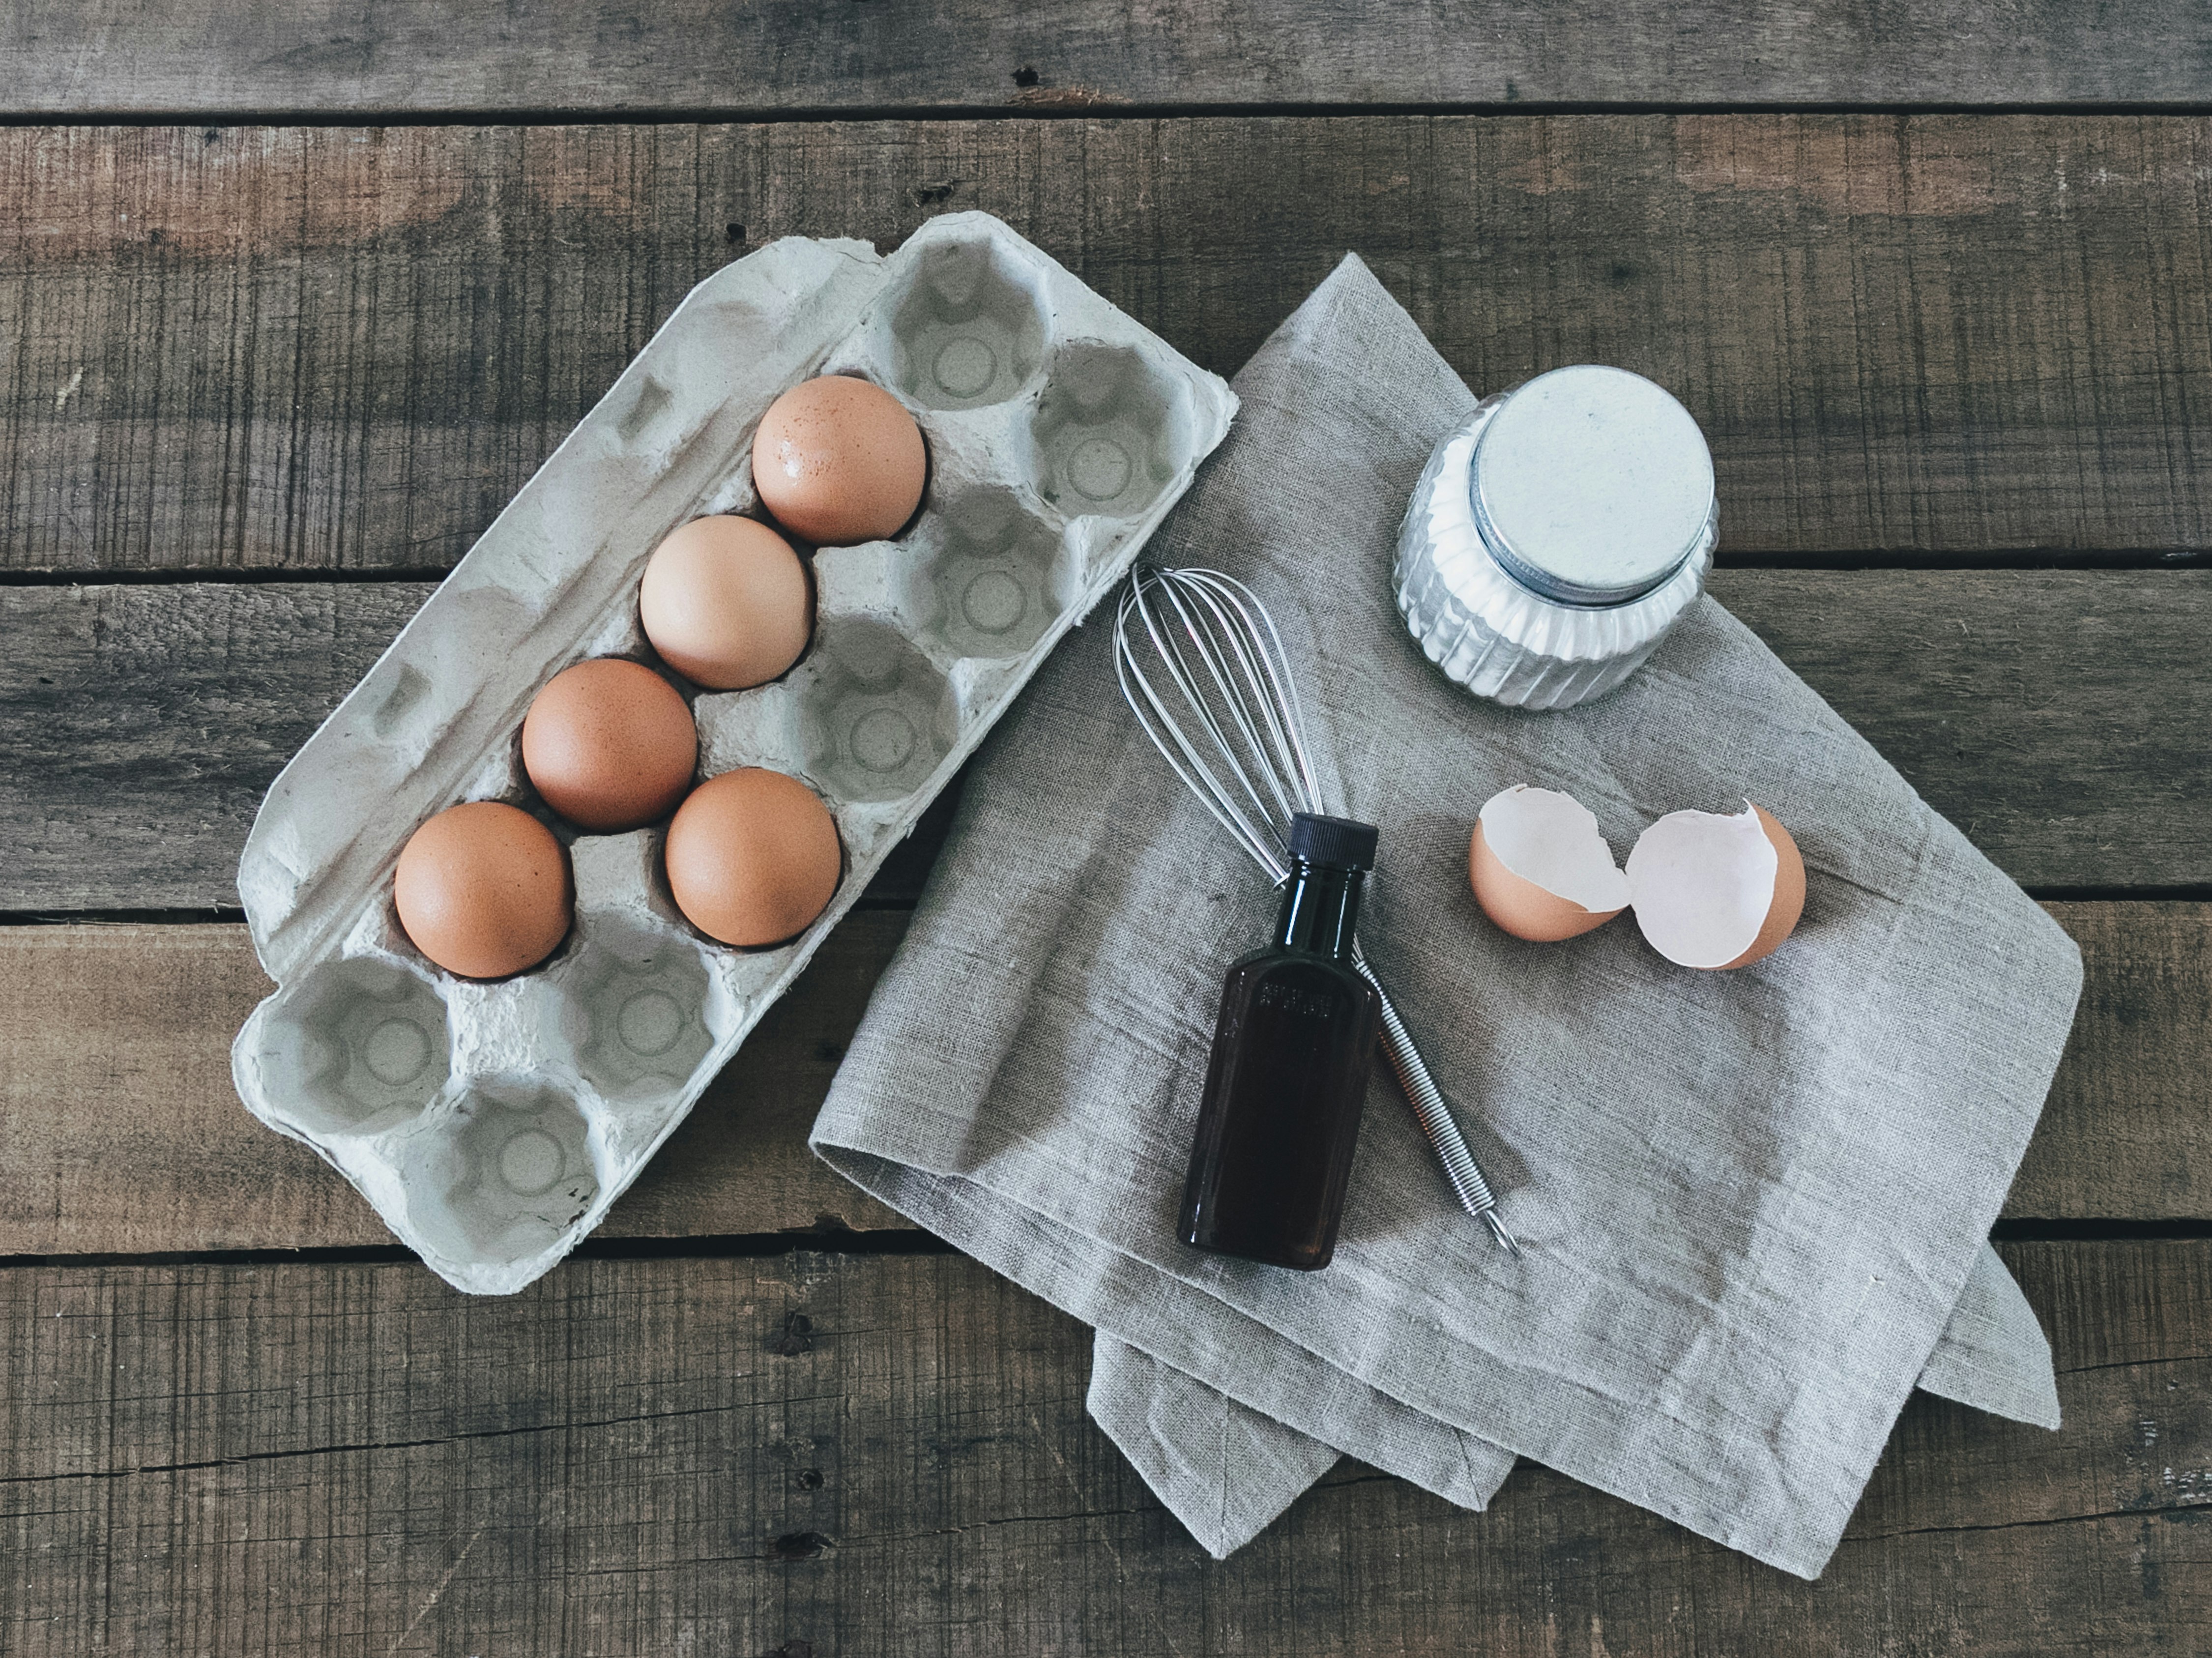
(1114, 562, 1520, 1256)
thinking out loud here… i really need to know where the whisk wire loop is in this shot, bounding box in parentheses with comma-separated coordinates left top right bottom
(1146, 587, 1275, 839)
(1170, 573, 1319, 836)
(1118, 573, 1286, 875)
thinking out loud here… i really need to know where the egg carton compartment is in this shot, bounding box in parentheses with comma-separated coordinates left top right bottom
(233, 212, 1235, 1294)
(242, 955, 453, 1139)
(559, 919, 720, 1105)
(1030, 342, 1194, 523)
(868, 231, 1051, 412)
(903, 486, 1083, 661)
(800, 617, 964, 803)
(397, 1078, 604, 1272)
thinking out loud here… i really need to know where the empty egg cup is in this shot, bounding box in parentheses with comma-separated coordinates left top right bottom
(883, 234, 1050, 412)
(400, 1079, 601, 1269)
(249, 955, 452, 1138)
(559, 918, 720, 1102)
(1029, 340, 1196, 522)
(903, 486, 1079, 661)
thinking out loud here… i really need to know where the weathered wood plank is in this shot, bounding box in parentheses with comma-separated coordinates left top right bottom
(2013, 902, 2212, 1219)
(1, 571, 2204, 913)
(1719, 569, 2212, 892)
(4, 1242, 2205, 1656)
(0, 583, 427, 911)
(0, 901, 2200, 1256)
(9, 117, 2212, 572)
(5, 3, 2208, 116)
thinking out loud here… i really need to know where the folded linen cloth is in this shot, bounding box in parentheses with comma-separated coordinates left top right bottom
(812, 255, 2081, 1576)
(1085, 1235, 2059, 1558)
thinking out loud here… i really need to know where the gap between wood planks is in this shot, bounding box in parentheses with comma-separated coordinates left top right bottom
(0, 1232, 957, 1269)
(7, 1217, 2210, 1271)
(15, 889, 2212, 927)
(17, 100, 2212, 130)
(0, 551, 2204, 585)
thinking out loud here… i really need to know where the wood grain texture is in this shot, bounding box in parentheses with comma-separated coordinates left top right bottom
(5, 2, 2210, 115)
(9, 117, 2212, 572)
(0, 919, 906, 1254)
(1715, 568, 2212, 892)
(0, 902, 2200, 1255)
(4, 571, 2207, 913)
(4, 1242, 2206, 1656)
(2011, 902, 2212, 1219)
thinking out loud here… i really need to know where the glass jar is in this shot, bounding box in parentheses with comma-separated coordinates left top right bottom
(1394, 364, 1717, 711)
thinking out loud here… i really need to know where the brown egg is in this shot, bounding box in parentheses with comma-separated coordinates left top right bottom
(394, 802, 572, 979)
(639, 516, 812, 691)
(522, 658, 698, 833)
(665, 768, 842, 948)
(1470, 821, 1624, 942)
(752, 375, 928, 546)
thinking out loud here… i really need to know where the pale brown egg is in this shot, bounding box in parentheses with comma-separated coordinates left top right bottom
(1625, 802, 1806, 970)
(664, 767, 842, 948)
(752, 375, 928, 546)
(639, 516, 812, 691)
(1468, 785, 1630, 942)
(522, 658, 698, 833)
(394, 801, 573, 979)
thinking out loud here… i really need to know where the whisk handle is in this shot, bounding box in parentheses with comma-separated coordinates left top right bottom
(1351, 948, 1522, 1257)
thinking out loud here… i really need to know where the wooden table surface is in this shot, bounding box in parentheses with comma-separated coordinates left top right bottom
(4, 7, 2210, 1654)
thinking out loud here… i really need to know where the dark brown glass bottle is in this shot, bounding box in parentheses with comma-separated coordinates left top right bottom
(1180, 813, 1384, 1271)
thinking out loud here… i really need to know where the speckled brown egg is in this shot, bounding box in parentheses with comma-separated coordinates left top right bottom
(522, 657, 697, 833)
(664, 768, 842, 948)
(394, 801, 572, 979)
(752, 375, 928, 546)
(639, 515, 812, 691)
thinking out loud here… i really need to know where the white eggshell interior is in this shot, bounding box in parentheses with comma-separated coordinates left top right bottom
(1624, 802, 1780, 968)
(1478, 785, 1632, 913)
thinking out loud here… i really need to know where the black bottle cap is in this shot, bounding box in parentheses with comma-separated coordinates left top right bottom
(1288, 812, 1379, 871)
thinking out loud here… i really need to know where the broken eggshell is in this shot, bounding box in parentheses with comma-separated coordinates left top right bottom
(1625, 802, 1805, 970)
(1469, 784, 1633, 942)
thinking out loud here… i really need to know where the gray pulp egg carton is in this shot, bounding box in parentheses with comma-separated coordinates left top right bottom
(230, 212, 1236, 1294)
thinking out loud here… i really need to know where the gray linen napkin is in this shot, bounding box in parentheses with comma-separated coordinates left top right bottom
(813, 256, 2079, 1576)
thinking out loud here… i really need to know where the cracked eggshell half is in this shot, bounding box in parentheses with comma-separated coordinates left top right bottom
(1625, 802, 1805, 969)
(1469, 785, 1633, 942)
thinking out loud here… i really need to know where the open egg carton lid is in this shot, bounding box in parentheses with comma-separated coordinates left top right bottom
(231, 211, 1237, 1294)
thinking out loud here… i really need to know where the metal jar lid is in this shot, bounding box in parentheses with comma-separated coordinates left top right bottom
(1471, 365, 1715, 607)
